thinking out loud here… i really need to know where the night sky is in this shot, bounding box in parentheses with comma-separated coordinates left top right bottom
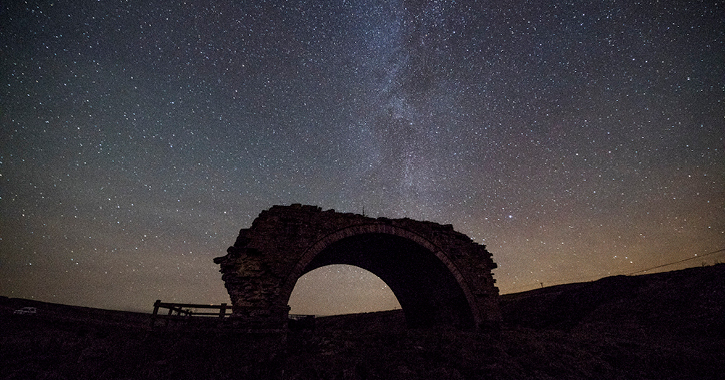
(2, 1, 723, 316)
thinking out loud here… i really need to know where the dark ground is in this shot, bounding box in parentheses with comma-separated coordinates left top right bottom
(2, 264, 724, 379)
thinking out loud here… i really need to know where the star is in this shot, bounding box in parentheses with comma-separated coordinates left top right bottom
(0, 0, 722, 314)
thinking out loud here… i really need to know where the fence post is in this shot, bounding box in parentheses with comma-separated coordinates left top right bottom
(219, 303, 227, 319)
(150, 300, 161, 328)
(165, 306, 174, 327)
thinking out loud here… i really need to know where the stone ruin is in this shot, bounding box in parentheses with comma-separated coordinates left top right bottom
(214, 204, 501, 330)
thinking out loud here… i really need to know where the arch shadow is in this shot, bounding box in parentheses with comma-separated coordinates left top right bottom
(281, 225, 478, 329)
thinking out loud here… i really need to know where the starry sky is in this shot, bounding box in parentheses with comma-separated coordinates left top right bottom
(1, 0, 723, 315)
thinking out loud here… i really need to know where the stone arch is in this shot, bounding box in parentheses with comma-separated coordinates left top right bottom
(214, 204, 500, 330)
(280, 224, 481, 328)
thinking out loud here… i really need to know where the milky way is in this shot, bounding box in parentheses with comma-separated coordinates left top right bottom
(1, 0, 723, 314)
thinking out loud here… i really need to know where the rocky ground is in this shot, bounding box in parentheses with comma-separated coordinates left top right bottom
(2, 264, 724, 379)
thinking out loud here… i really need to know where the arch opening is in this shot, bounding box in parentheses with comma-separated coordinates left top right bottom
(288, 264, 401, 316)
(290, 232, 476, 329)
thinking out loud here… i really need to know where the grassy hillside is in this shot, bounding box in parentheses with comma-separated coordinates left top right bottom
(2, 264, 723, 379)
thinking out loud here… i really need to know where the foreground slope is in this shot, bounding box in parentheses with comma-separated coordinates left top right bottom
(2, 264, 723, 379)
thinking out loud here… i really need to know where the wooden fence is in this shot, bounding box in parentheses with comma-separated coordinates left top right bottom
(150, 300, 230, 328)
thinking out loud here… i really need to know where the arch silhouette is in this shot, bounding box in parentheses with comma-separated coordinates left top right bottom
(214, 204, 500, 330)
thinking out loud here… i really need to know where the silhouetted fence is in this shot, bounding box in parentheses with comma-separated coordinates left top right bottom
(150, 300, 230, 328)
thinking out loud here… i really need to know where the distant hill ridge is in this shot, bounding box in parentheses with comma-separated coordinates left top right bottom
(500, 263, 725, 337)
(2, 263, 724, 335)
